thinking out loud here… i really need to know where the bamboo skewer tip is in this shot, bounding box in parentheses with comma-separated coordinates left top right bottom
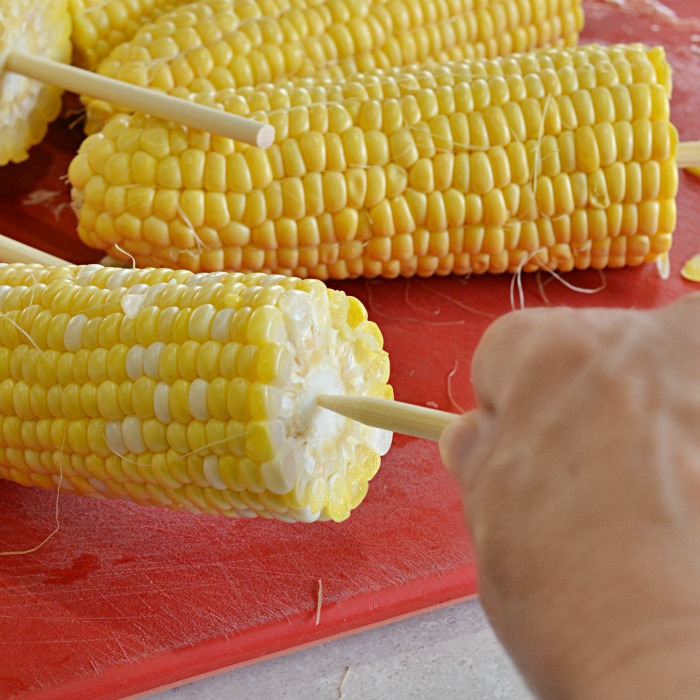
(316, 395, 460, 442)
(255, 123, 276, 149)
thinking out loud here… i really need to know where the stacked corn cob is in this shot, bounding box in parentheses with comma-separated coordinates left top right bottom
(84, 0, 585, 130)
(70, 43, 677, 278)
(0, 262, 392, 522)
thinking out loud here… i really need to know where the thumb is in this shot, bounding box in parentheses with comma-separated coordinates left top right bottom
(439, 409, 490, 488)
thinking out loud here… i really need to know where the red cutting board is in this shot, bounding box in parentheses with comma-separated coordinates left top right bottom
(2, 2, 700, 697)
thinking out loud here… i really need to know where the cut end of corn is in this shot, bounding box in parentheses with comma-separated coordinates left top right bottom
(0, 0, 72, 166)
(71, 43, 678, 278)
(0, 263, 392, 522)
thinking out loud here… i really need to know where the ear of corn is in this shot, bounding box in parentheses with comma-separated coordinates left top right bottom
(69, 0, 190, 70)
(0, 263, 392, 522)
(84, 0, 584, 132)
(0, 0, 72, 166)
(70, 44, 677, 278)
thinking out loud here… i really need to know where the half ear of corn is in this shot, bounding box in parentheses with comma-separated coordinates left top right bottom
(69, 0, 190, 70)
(70, 43, 677, 278)
(85, 0, 584, 131)
(0, 0, 72, 166)
(0, 263, 392, 522)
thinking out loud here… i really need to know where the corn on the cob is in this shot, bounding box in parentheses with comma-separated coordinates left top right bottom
(70, 44, 677, 278)
(69, 0, 190, 70)
(0, 0, 72, 166)
(85, 0, 584, 132)
(0, 262, 392, 522)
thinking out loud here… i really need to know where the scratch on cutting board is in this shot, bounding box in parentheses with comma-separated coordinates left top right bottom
(110, 631, 132, 664)
(315, 579, 323, 625)
(339, 666, 351, 698)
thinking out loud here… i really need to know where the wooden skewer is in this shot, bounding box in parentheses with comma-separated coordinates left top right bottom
(677, 141, 700, 170)
(0, 234, 69, 266)
(4, 50, 275, 149)
(316, 395, 462, 441)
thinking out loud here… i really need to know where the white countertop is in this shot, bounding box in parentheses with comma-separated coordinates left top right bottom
(149, 599, 533, 699)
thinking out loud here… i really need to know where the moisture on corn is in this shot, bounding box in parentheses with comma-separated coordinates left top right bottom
(70, 43, 678, 278)
(0, 0, 72, 166)
(84, 0, 584, 131)
(69, 0, 190, 70)
(0, 263, 392, 522)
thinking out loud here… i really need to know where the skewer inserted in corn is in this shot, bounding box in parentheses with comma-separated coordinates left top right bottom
(71, 43, 678, 278)
(0, 263, 392, 522)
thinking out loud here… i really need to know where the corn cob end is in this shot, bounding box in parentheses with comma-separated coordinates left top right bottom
(0, 264, 392, 522)
(0, 0, 72, 166)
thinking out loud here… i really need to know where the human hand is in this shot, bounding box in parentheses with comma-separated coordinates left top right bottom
(440, 294, 700, 699)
